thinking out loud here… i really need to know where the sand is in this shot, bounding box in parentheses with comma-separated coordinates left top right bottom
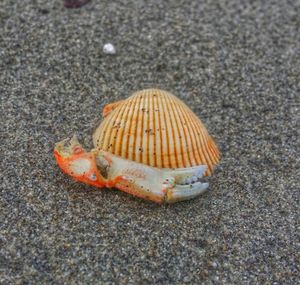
(1, 0, 299, 284)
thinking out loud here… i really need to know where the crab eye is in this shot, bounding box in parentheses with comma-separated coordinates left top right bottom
(90, 173, 97, 181)
(74, 146, 83, 154)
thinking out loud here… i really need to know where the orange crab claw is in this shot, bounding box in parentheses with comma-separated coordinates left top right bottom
(54, 135, 210, 203)
(54, 136, 106, 188)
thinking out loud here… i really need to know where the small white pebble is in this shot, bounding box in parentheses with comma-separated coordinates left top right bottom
(211, 261, 218, 268)
(103, 43, 116, 55)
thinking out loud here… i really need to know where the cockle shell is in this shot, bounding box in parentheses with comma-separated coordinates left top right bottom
(93, 89, 220, 175)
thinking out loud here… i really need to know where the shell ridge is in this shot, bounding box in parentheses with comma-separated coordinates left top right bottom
(173, 98, 192, 167)
(123, 92, 139, 159)
(175, 99, 199, 166)
(199, 121, 218, 172)
(94, 102, 117, 148)
(184, 107, 210, 171)
(100, 101, 124, 152)
(138, 92, 145, 163)
(111, 99, 131, 155)
(130, 92, 141, 161)
(206, 140, 218, 165)
(159, 91, 171, 168)
(176, 96, 204, 165)
(153, 92, 162, 167)
(208, 138, 220, 163)
(141, 91, 149, 164)
(166, 91, 186, 168)
(170, 92, 188, 167)
(132, 93, 144, 162)
(116, 97, 133, 156)
(193, 115, 214, 173)
(205, 135, 218, 165)
(173, 97, 193, 167)
(148, 90, 155, 166)
(181, 105, 201, 166)
(163, 91, 179, 168)
(183, 106, 207, 166)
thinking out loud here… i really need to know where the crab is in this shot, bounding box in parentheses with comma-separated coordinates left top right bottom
(54, 89, 220, 203)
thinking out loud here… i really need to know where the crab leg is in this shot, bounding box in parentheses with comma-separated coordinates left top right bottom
(163, 165, 207, 184)
(54, 136, 211, 204)
(165, 182, 209, 203)
(99, 151, 210, 203)
(162, 166, 209, 203)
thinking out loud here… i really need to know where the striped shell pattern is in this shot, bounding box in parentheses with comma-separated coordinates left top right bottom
(93, 89, 220, 175)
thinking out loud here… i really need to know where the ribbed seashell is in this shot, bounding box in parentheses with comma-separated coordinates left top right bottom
(93, 89, 220, 175)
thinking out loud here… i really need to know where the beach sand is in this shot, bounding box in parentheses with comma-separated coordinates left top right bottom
(1, 0, 299, 283)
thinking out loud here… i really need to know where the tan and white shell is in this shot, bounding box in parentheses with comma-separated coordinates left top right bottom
(93, 89, 220, 175)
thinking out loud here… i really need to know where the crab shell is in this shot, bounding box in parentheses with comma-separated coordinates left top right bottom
(93, 89, 220, 175)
